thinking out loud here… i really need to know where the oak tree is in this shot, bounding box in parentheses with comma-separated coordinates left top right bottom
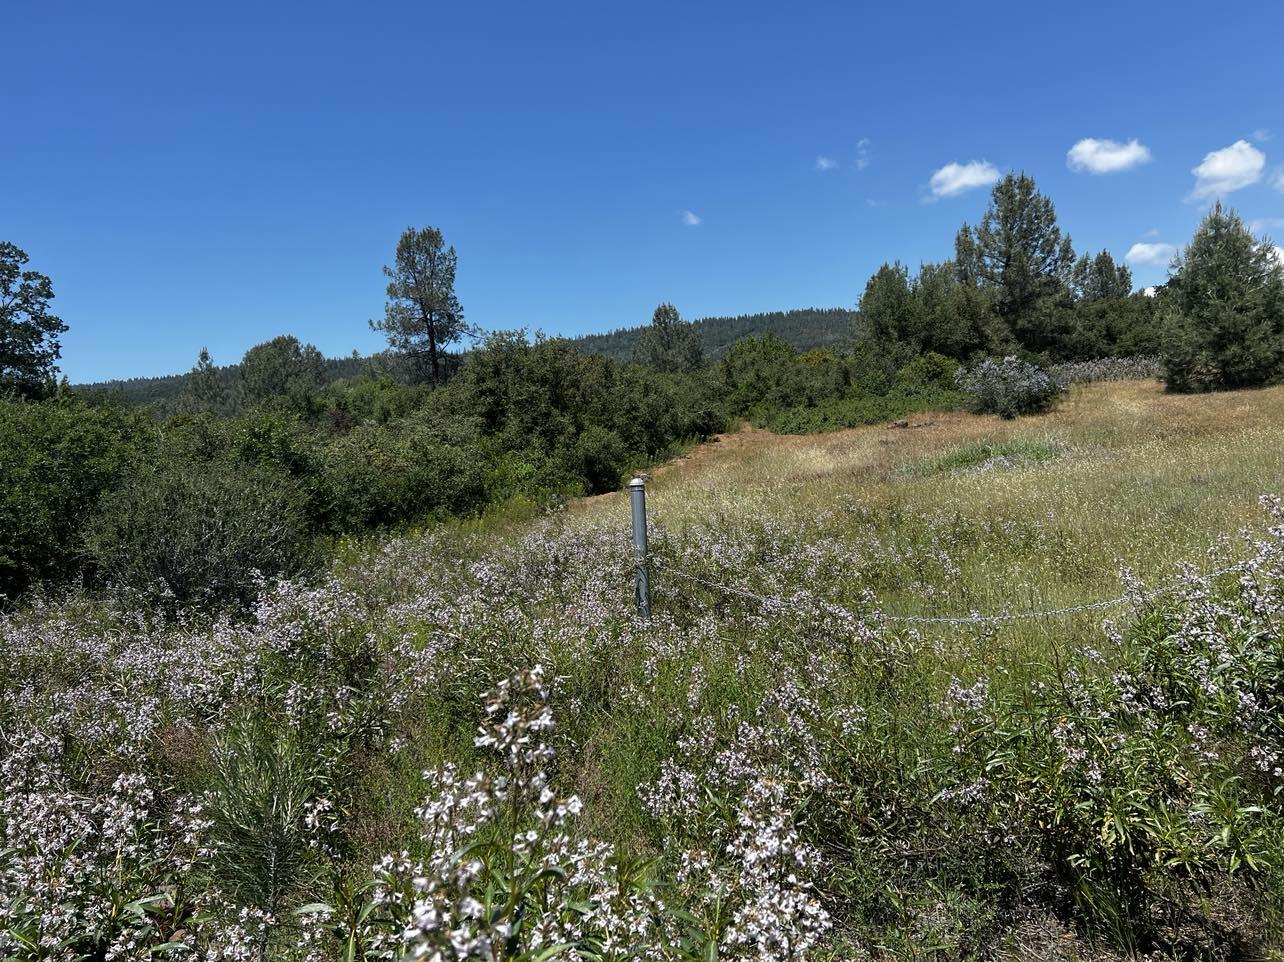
(1, 242, 68, 397)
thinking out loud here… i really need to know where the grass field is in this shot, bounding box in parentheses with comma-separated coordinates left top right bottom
(584, 378, 1284, 646)
(5, 378, 1284, 960)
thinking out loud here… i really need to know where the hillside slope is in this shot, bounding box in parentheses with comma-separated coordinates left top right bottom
(582, 378, 1284, 635)
(74, 307, 857, 404)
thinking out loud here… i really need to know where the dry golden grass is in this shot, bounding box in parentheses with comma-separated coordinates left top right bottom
(577, 379, 1284, 647)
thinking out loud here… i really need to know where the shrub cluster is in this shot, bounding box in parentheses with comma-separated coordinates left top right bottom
(718, 337, 965, 434)
(955, 355, 1064, 418)
(0, 333, 727, 606)
(82, 460, 311, 608)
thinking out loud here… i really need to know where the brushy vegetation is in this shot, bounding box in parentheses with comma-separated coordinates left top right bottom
(0, 334, 996, 603)
(4, 380, 1284, 960)
(1050, 354, 1163, 385)
(955, 356, 1064, 419)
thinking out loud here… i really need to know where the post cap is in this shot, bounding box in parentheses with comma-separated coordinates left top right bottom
(629, 477, 646, 488)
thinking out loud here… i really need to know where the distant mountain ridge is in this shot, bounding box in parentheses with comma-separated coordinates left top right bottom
(76, 307, 857, 406)
(569, 307, 856, 363)
(78, 355, 369, 408)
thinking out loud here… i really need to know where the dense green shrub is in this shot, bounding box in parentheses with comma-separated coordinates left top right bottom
(896, 351, 961, 390)
(318, 372, 431, 430)
(719, 333, 808, 416)
(561, 424, 631, 494)
(761, 352, 965, 434)
(765, 387, 959, 434)
(83, 460, 310, 606)
(320, 420, 486, 530)
(0, 395, 151, 598)
(239, 335, 326, 407)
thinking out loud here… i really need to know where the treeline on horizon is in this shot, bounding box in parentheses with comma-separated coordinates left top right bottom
(75, 307, 858, 409)
(3, 173, 1283, 607)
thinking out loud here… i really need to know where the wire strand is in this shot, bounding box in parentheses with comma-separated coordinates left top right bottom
(649, 555, 1251, 626)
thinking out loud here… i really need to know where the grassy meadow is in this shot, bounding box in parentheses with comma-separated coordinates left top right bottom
(609, 378, 1284, 643)
(5, 377, 1284, 960)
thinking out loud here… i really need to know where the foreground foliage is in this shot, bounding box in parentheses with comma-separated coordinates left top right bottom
(3, 484, 1282, 958)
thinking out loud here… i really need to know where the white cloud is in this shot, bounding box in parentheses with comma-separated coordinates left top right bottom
(928, 160, 1000, 199)
(1142, 286, 1158, 297)
(815, 155, 837, 171)
(1274, 246, 1284, 271)
(1252, 128, 1272, 142)
(1066, 137, 1152, 174)
(1126, 242, 1177, 266)
(680, 210, 702, 226)
(1273, 167, 1284, 192)
(855, 137, 871, 171)
(1190, 140, 1266, 199)
(1249, 217, 1284, 235)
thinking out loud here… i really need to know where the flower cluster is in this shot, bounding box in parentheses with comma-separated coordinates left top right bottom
(345, 666, 674, 961)
(1050, 354, 1162, 384)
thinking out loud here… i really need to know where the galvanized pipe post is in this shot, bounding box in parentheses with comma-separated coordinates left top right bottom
(629, 477, 651, 620)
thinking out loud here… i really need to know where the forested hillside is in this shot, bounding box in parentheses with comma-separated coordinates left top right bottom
(569, 307, 857, 363)
(78, 352, 368, 409)
(75, 308, 857, 408)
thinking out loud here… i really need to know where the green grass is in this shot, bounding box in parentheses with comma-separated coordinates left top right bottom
(910, 437, 1064, 476)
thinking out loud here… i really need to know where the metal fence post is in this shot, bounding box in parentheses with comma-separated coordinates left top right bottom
(629, 477, 651, 620)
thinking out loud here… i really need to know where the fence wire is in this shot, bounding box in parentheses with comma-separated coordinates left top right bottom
(650, 555, 1252, 627)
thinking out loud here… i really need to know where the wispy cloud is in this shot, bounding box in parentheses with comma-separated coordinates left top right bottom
(1190, 140, 1266, 199)
(928, 160, 1000, 199)
(1252, 128, 1272, 142)
(815, 155, 837, 171)
(680, 210, 702, 226)
(1273, 167, 1284, 193)
(865, 197, 885, 208)
(1126, 242, 1177, 266)
(855, 137, 871, 171)
(1274, 246, 1284, 270)
(1066, 137, 1152, 174)
(1248, 217, 1284, 236)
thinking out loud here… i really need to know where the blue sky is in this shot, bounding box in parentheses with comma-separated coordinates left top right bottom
(5, 1, 1283, 382)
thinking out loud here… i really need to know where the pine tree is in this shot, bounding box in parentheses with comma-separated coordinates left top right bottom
(957, 173, 1076, 353)
(1162, 202, 1284, 391)
(371, 226, 473, 384)
(1072, 250, 1133, 302)
(913, 261, 1006, 358)
(633, 303, 703, 372)
(952, 225, 981, 287)
(858, 262, 920, 351)
(181, 347, 231, 414)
